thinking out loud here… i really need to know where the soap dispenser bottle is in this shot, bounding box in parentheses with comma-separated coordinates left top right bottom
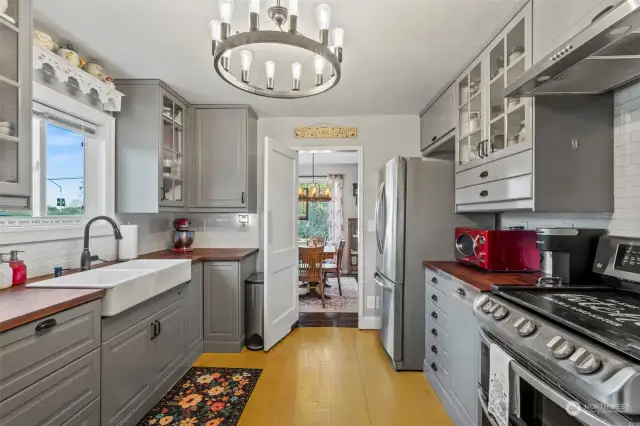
(8, 250, 26, 286)
(0, 254, 11, 290)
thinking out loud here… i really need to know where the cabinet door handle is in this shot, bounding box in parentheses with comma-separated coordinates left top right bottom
(160, 187, 166, 201)
(35, 318, 57, 333)
(431, 328, 438, 337)
(457, 288, 466, 297)
(431, 277, 438, 284)
(431, 362, 438, 372)
(477, 143, 484, 159)
(592, 5, 614, 23)
(480, 171, 488, 178)
(155, 320, 161, 336)
(431, 311, 438, 320)
(150, 322, 157, 340)
(480, 190, 489, 197)
(241, 192, 245, 204)
(483, 140, 490, 157)
(431, 136, 437, 142)
(431, 345, 438, 354)
(431, 294, 438, 302)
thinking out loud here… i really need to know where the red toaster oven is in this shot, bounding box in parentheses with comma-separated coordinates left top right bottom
(454, 228, 539, 272)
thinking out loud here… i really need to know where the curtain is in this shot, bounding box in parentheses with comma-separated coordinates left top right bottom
(327, 174, 345, 250)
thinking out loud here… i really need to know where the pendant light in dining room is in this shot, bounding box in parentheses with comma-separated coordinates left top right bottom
(298, 153, 331, 203)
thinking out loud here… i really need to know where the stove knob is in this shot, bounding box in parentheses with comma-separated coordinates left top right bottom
(474, 295, 489, 309)
(492, 306, 509, 321)
(481, 301, 496, 313)
(514, 318, 537, 337)
(546, 336, 575, 359)
(570, 348, 601, 374)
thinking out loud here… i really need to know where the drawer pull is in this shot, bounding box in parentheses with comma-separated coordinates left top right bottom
(35, 318, 57, 333)
(431, 294, 438, 302)
(431, 345, 438, 354)
(480, 190, 489, 197)
(431, 328, 438, 337)
(150, 322, 158, 340)
(480, 171, 488, 178)
(592, 5, 614, 23)
(432, 136, 437, 142)
(156, 320, 162, 336)
(457, 288, 466, 297)
(431, 311, 438, 319)
(431, 362, 438, 372)
(431, 277, 438, 284)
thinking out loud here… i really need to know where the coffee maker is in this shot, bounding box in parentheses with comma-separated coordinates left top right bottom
(535, 228, 606, 284)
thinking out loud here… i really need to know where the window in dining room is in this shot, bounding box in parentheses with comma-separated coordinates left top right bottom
(298, 182, 330, 240)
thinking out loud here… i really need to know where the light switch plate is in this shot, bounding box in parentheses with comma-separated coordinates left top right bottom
(367, 296, 375, 309)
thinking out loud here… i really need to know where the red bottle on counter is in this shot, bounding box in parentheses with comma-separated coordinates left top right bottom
(8, 250, 27, 286)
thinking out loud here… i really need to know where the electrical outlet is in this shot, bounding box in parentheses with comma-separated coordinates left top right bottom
(367, 296, 375, 309)
(376, 296, 380, 309)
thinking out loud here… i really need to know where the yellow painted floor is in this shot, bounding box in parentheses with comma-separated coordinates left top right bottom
(194, 327, 453, 426)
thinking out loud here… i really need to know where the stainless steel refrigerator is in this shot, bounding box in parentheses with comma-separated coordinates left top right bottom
(374, 157, 492, 371)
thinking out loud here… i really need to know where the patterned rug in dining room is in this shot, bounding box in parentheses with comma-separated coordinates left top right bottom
(137, 367, 262, 426)
(299, 276, 358, 313)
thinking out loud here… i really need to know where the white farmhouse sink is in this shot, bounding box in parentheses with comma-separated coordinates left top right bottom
(27, 259, 191, 317)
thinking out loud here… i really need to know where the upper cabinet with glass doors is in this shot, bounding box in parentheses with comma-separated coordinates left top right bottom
(0, 1, 32, 211)
(115, 80, 188, 213)
(455, 2, 532, 172)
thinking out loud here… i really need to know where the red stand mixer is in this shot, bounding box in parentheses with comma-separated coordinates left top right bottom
(172, 218, 195, 252)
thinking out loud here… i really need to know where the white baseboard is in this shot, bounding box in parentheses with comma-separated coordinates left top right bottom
(359, 316, 381, 330)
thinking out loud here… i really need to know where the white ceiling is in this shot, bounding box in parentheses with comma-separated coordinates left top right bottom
(298, 150, 357, 165)
(33, 0, 521, 117)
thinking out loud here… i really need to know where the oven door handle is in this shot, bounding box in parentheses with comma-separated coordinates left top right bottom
(478, 327, 613, 426)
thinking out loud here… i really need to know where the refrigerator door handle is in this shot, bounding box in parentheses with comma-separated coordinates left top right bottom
(374, 272, 394, 291)
(374, 182, 386, 254)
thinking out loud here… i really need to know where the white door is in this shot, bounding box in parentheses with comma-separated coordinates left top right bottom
(263, 137, 299, 351)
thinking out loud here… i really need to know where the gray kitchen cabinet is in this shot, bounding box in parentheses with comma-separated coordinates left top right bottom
(203, 255, 257, 353)
(115, 79, 189, 213)
(420, 84, 455, 155)
(101, 281, 200, 426)
(532, 0, 619, 63)
(62, 397, 100, 426)
(0, 299, 101, 402)
(190, 106, 258, 213)
(0, 0, 32, 210)
(186, 262, 204, 356)
(424, 268, 480, 426)
(0, 349, 101, 426)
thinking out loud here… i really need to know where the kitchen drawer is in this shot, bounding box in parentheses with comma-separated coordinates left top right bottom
(62, 398, 100, 426)
(0, 299, 101, 402)
(456, 174, 532, 206)
(426, 302, 449, 333)
(426, 334, 450, 372)
(448, 281, 478, 308)
(426, 283, 449, 314)
(0, 349, 101, 426)
(426, 356, 450, 390)
(425, 268, 441, 289)
(427, 319, 448, 353)
(456, 149, 532, 189)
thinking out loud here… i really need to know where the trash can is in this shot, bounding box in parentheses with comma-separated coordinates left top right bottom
(245, 272, 264, 351)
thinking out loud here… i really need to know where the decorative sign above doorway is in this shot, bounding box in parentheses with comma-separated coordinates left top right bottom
(294, 125, 357, 139)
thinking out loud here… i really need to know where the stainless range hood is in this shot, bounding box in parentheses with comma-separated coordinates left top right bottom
(507, 0, 640, 97)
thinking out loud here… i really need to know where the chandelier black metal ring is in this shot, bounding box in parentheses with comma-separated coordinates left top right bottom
(210, 0, 344, 99)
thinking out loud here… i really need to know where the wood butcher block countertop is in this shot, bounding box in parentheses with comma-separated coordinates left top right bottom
(0, 247, 259, 333)
(139, 248, 259, 263)
(423, 261, 542, 292)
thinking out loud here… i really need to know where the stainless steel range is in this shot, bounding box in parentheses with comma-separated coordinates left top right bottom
(475, 235, 640, 426)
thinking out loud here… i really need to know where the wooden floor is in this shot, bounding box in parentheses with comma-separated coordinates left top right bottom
(194, 328, 453, 426)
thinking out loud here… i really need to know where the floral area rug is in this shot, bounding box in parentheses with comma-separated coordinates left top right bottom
(299, 276, 358, 313)
(138, 367, 262, 426)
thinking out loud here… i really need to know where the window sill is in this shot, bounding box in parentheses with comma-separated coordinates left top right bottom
(0, 218, 114, 245)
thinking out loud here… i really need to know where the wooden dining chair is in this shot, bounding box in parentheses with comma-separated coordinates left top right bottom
(323, 239, 345, 296)
(299, 246, 326, 307)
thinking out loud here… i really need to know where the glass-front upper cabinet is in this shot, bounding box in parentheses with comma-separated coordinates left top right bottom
(0, 0, 31, 210)
(456, 57, 485, 168)
(160, 92, 186, 206)
(486, 2, 532, 162)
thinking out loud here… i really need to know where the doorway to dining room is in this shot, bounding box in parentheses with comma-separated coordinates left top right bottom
(296, 149, 361, 328)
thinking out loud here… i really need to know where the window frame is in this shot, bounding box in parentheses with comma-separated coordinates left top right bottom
(0, 82, 116, 245)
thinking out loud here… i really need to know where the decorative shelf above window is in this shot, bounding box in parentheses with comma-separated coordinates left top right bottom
(33, 45, 124, 112)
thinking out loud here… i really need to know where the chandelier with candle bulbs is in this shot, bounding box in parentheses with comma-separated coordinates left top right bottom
(209, 0, 344, 99)
(298, 154, 332, 202)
